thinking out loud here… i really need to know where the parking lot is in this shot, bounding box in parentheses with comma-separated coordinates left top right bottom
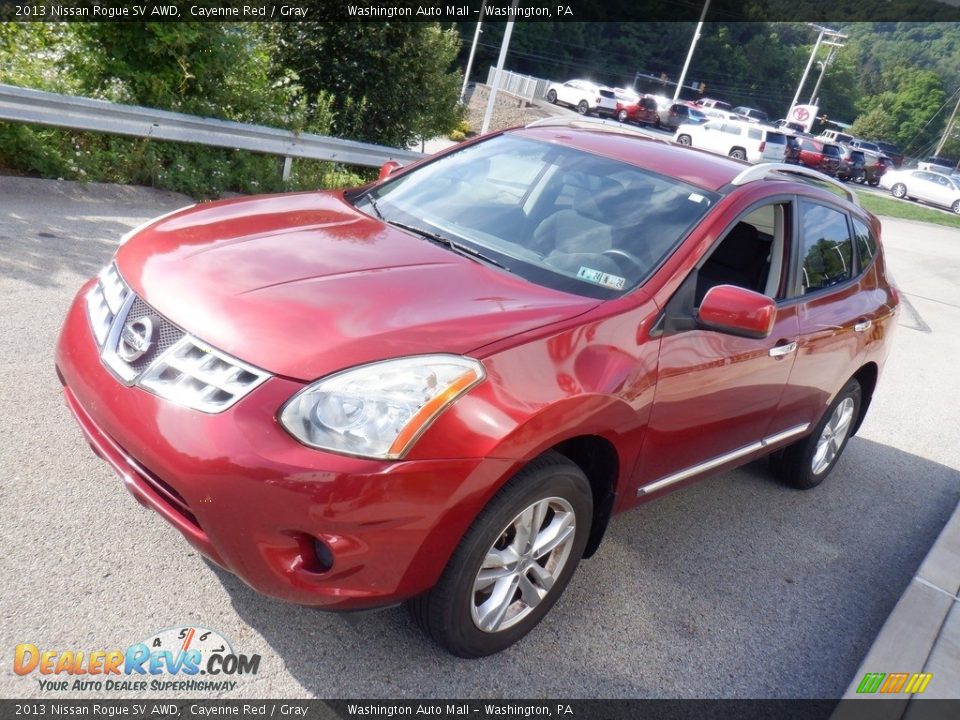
(1, 174, 958, 699)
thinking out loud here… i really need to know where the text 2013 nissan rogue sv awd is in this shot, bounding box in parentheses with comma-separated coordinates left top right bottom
(56, 119, 899, 657)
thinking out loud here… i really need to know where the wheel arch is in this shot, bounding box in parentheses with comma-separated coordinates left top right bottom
(549, 435, 620, 558)
(851, 362, 879, 435)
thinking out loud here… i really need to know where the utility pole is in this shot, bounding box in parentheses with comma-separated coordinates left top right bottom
(459, 2, 485, 103)
(934, 89, 960, 157)
(808, 40, 844, 104)
(673, 0, 711, 104)
(480, 0, 518, 134)
(791, 25, 828, 112)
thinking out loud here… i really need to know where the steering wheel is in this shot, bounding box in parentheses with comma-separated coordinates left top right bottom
(602, 248, 647, 277)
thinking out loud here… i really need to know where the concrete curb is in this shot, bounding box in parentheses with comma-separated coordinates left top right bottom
(840, 497, 960, 706)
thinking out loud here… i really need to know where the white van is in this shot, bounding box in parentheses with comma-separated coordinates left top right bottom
(673, 119, 788, 163)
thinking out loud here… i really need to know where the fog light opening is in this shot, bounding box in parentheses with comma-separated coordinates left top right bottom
(299, 535, 334, 574)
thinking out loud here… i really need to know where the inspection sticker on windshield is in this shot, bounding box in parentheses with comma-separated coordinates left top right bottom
(577, 266, 626, 290)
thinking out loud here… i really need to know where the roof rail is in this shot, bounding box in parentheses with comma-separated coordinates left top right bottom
(524, 116, 670, 143)
(730, 163, 860, 207)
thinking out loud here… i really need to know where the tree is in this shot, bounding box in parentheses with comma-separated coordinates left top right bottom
(852, 66, 946, 150)
(68, 23, 300, 127)
(277, 21, 462, 147)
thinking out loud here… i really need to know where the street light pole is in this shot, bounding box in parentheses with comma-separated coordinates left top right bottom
(459, 2, 485, 103)
(673, 0, 711, 104)
(808, 40, 845, 105)
(480, 0, 518, 134)
(790, 25, 826, 113)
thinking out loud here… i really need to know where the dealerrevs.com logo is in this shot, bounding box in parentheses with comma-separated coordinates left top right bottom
(14, 626, 261, 693)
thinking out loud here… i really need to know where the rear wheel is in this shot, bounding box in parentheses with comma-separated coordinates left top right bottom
(677, 134, 692, 146)
(771, 378, 862, 490)
(729, 148, 747, 161)
(952, 200, 960, 214)
(546, 89, 557, 104)
(577, 100, 589, 115)
(408, 452, 592, 657)
(891, 183, 907, 198)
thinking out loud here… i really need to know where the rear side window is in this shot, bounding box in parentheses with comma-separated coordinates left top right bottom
(748, 127, 762, 140)
(599, 90, 615, 99)
(823, 145, 841, 158)
(798, 201, 853, 293)
(852, 218, 878, 268)
(641, 98, 657, 110)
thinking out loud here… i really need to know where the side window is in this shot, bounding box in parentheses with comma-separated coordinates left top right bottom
(748, 127, 762, 141)
(852, 218, 878, 269)
(695, 203, 789, 305)
(797, 201, 853, 294)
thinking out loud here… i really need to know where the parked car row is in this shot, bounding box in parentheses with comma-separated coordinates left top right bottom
(543, 80, 905, 186)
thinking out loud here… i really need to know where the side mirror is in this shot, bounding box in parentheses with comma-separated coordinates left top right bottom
(378, 160, 401, 182)
(698, 285, 776, 339)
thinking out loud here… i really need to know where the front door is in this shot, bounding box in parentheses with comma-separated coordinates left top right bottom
(637, 201, 801, 495)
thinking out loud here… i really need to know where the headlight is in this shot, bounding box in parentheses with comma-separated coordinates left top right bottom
(279, 355, 485, 459)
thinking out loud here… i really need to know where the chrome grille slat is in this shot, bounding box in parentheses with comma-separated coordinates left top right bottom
(84, 263, 271, 413)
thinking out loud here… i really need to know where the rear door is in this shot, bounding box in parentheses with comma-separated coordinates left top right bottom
(774, 199, 875, 431)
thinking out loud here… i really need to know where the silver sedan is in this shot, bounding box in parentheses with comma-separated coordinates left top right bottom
(880, 169, 960, 213)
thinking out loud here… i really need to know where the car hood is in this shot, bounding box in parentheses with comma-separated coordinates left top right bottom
(115, 191, 599, 380)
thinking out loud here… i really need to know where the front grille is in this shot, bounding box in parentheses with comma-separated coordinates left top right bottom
(139, 337, 269, 413)
(123, 295, 185, 373)
(85, 262, 271, 413)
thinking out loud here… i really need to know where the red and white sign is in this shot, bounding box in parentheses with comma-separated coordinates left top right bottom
(789, 104, 819, 132)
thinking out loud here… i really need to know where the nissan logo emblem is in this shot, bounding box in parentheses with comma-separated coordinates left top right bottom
(117, 316, 156, 362)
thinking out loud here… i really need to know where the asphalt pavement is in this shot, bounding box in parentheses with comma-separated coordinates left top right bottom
(0, 175, 958, 699)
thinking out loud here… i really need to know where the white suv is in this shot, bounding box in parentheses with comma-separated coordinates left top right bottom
(674, 120, 788, 163)
(545, 79, 605, 115)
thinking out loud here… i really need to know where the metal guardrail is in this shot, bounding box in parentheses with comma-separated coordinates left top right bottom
(0, 84, 425, 170)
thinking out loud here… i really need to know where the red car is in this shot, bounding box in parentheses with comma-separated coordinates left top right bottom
(616, 95, 660, 127)
(797, 137, 842, 177)
(56, 120, 898, 658)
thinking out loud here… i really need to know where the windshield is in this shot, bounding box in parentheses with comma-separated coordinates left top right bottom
(355, 134, 718, 299)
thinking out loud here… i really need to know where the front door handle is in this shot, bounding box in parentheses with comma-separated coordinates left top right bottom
(854, 319, 872, 333)
(769, 341, 798, 358)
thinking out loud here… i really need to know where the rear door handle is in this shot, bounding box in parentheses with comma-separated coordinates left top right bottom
(854, 319, 872, 332)
(769, 341, 797, 358)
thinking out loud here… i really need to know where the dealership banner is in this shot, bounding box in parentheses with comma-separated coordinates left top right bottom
(3, 700, 960, 720)
(2, 0, 960, 23)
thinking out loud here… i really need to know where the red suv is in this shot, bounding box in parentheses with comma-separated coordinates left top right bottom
(797, 137, 842, 177)
(56, 120, 898, 658)
(616, 95, 660, 127)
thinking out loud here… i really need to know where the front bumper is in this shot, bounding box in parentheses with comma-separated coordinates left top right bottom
(55, 282, 511, 609)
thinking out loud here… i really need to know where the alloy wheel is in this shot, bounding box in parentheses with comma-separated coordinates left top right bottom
(471, 496, 576, 633)
(811, 397, 855, 475)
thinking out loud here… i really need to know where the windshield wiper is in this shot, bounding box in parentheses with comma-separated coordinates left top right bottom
(388, 221, 510, 272)
(364, 193, 385, 221)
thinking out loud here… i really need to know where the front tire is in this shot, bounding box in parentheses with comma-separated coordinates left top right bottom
(771, 378, 862, 490)
(408, 452, 592, 657)
(952, 200, 960, 214)
(618, 109, 629, 123)
(546, 89, 557, 104)
(677, 134, 692, 146)
(891, 183, 907, 198)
